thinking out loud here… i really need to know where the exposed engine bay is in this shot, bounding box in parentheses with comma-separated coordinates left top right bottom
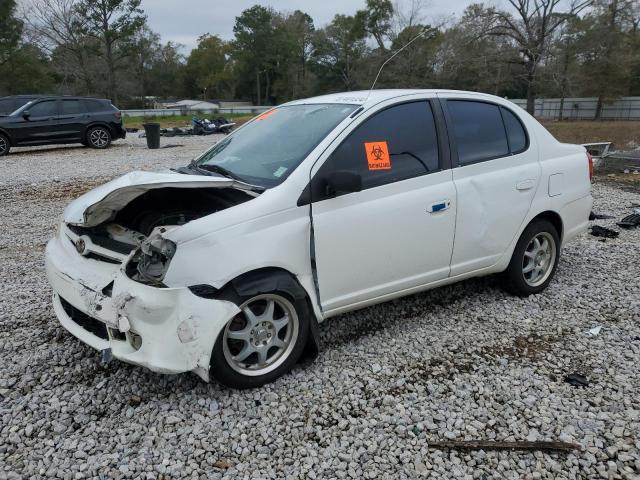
(66, 186, 255, 284)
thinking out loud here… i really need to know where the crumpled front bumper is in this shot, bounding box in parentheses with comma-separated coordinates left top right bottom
(45, 231, 240, 381)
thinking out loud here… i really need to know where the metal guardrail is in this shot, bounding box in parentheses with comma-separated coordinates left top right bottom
(510, 97, 640, 120)
(121, 106, 271, 117)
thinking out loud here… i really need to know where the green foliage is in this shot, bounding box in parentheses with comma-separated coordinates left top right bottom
(0, 0, 23, 66)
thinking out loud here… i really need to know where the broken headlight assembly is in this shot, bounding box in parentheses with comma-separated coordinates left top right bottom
(129, 234, 177, 285)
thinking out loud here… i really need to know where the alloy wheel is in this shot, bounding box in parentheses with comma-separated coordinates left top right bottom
(223, 294, 299, 376)
(89, 128, 109, 148)
(522, 231, 556, 287)
(0, 136, 7, 155)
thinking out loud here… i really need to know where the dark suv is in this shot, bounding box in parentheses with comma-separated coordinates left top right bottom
(0, 96, 126, 156)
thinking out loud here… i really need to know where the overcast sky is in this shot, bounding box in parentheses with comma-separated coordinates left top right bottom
(142, 0, 472, 52)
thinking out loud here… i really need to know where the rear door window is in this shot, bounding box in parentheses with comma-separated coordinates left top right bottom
(61, 100, 85, 115)
(315, 101, 440, 196)
(447, 100, 509, 165)
(84, 100, 105, 113)
(501, 107, 528, 153)
(28, 100, 58, 118)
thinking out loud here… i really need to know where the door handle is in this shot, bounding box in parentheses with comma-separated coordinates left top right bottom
(516, 179, 535, 191)
(428, 200, 451, 213)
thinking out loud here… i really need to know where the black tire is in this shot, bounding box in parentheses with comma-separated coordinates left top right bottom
(0, 133, 10, 156)
(86, 126, 112, 149)
(210, 280, 310, 389)
(503, 219, 560, 296)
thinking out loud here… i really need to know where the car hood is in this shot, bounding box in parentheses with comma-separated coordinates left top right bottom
(63, 170, 254, 227)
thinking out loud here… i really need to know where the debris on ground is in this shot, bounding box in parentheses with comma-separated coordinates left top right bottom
(587, 325, 602, 336)
(617, 212, 640, 229)
(589, 211, 614, 220)
(428, 440, 581, 452)
(565, 373, 590, 387)
(590, 225, 619, 238)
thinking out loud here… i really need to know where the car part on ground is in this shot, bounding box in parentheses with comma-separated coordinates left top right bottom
(564, 373, 590, 387)
(588, 211, 614, 220)
(617, 212, 640, 229)
(590, 225, 619, 238)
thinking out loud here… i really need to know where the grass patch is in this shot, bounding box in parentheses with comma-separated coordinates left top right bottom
(123, 113, 255, 130)
(541, 120, 640, 151)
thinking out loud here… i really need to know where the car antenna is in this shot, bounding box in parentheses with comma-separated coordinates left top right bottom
(366, 27, 429, 101)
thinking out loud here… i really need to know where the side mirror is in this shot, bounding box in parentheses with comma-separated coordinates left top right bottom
(22, 110, 30, 119)
(326, 170, 362, 197)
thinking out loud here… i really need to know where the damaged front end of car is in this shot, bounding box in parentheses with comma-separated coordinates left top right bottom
(45, 170, 259, 380)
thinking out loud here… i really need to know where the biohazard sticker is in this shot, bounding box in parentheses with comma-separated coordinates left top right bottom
(365, 141, 391, 170)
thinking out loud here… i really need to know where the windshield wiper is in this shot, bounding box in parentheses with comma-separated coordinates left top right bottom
(181, 160, 266, 192)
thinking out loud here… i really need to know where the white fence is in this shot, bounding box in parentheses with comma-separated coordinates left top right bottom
(510, 96, 640, 120)
(121, 106, 271, 118)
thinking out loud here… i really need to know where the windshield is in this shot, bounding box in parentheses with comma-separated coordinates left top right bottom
(194, 103, 357, 187)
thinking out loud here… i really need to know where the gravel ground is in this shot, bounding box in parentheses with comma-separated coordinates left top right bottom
(1, 138, 639, 479)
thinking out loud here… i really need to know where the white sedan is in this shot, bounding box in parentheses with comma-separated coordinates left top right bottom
(45, 90, 592, 388)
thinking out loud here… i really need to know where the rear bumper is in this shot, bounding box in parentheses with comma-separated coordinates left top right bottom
(45, 232, 240, 380)
(560, 193, 593, 245)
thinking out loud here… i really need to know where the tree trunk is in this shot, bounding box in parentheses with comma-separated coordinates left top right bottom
(265, 71, 271, 104)
(595, 95, 603, 120)
(256, 70, 261, 105)
(525, 64, 536, 115)
(558, 97, 565, 121)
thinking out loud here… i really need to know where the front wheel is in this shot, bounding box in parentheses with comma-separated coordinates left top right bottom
(0, 133, 10, 156)
(211, 290, 310, 389)
(503, 219, 560, 296)
(86, 126, 112, 149)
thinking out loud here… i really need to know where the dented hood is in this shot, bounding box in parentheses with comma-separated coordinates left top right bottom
(64, 170, 243, 227)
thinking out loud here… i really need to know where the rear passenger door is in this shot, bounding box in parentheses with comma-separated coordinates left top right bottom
(439, 94, 540, 276)
(58, 99, 87, 141)
(310, 99, 456, 312)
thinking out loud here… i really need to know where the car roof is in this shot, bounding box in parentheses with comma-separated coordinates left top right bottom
(284, 89, 509, 108)
(0, 95, 110, 101)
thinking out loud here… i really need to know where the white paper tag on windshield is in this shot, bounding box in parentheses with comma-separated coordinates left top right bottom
(273, 166, 288, 178)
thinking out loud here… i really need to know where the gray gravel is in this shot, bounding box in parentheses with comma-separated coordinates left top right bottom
(1, 138, 639, 479)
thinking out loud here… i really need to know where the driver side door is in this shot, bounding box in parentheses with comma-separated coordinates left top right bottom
(308, 99, 457, 314)
(12, 99, 60, 145)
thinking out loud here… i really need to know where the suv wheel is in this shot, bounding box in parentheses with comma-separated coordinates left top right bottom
(0, 133, 10, 156)
(504, 219, 560, 296)
(87, 126, 111, 149)
(210, 287, 310, 389)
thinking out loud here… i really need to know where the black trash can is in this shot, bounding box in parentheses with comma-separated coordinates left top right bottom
(143, 123, 160, 149)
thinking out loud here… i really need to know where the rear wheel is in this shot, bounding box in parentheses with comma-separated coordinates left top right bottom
(504, 219, 560, 296)
(0, 133, 10, 156)
(211, 286, 310, 389)
(87, 126, 112, 149)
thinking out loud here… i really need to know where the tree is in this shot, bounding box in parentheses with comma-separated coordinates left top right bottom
(75, 0, 146, 103)
(486, 0, 591, 113)
(360, 0, 394, 50)
(232, 6, 277, 104)
(184, 34, 232, 99)
(312, 14, 368, 91)
(0, 0, 23, 66)
(23, 0, 97, 94)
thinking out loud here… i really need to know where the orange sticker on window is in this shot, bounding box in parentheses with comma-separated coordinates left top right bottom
(365, 141, 391, 170)
(256, 109, 277, 121)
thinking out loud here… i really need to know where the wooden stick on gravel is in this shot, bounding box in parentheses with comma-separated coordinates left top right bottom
(428, 440, 581, 452)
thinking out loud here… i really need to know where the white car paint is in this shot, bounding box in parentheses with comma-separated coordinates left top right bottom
(45, 89, 592, 381)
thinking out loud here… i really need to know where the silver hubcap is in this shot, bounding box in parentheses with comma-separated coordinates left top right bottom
(90, 129, 109, 147)
(523, 232, 556, 287)
(0, 136, 6, 153)
(223, 294, 299, 376)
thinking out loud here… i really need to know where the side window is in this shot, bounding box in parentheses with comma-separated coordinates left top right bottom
(84, 100, 104, 112)
(447, 100, 509, 165)
(0, 99, 14, 114)
(501, 107, 528, 154)
(28, 100, 58, 117)
(316, 101, 440, 195)
(61, 100, 85, 115)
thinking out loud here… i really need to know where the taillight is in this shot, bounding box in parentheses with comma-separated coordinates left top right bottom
(114, 111, 122, 120)
(586, 152, 593, 181)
